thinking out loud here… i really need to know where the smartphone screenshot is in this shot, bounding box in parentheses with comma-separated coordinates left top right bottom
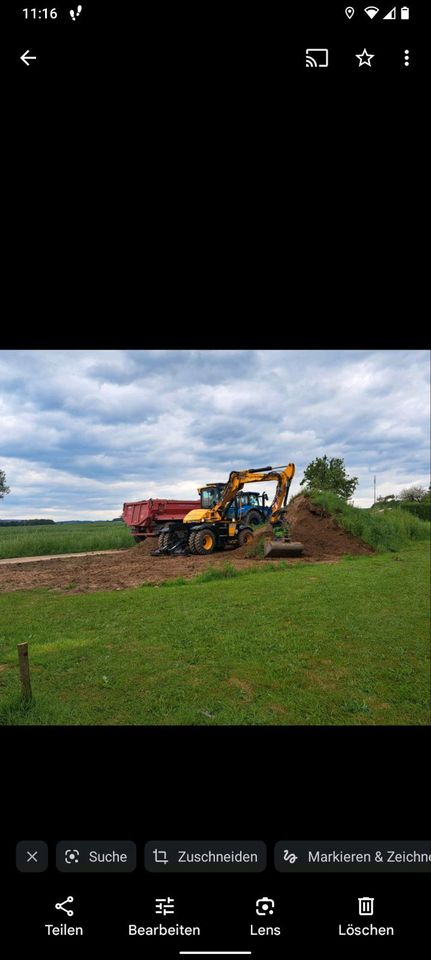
(4, 1, 428, 952)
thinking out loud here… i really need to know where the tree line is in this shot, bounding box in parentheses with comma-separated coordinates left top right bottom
(0, 519, 55, 526)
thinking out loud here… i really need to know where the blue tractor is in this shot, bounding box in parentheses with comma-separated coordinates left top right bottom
(199, 483, 271, 526)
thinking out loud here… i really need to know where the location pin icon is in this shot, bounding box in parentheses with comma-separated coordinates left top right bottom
(345, 6, 355, 18)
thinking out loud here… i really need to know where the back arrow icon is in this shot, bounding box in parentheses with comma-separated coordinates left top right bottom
(21, 50, 37, 66)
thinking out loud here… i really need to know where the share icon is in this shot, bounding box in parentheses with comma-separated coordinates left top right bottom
(55, 896, 74, 917)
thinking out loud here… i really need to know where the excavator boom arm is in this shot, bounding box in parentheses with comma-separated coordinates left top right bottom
(201, 464, 295, 525)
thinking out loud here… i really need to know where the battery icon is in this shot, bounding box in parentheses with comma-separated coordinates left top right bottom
(401, 6, 410, 18)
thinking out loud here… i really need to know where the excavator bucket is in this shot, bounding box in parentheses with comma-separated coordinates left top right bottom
(264, 539, 304, 559)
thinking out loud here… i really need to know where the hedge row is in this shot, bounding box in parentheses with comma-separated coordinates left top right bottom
(400, 501, 431, 522)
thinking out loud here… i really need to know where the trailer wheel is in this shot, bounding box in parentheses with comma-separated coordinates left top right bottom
(133, 535, 146, 543)
(193, 528, 217, 555)
(245, 510, 262, 526)
(237, 527, 254, 547)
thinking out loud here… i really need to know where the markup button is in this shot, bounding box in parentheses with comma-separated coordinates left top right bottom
(56, 841, 137, 872)
(274, 840, 431, 872)
(145, 840, 266, 872)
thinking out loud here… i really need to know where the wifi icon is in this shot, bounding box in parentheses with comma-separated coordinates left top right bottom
(365, 5, 380, 17)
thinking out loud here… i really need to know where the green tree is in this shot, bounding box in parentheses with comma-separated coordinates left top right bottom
(0, 469, 10, 500)
(300, 456, 358, 500)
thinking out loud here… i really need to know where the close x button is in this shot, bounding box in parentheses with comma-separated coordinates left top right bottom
(56, 840, 137, 872)
(16, 840, 49, 873)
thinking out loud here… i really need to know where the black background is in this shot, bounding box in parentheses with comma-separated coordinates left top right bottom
(4, 0, 428, 950)
(9, 1, 423, 345)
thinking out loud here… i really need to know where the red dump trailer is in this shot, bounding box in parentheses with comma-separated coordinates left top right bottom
(122, 498, 200, 542)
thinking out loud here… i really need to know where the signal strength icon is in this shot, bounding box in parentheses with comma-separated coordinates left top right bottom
(365, 6, 379, 18)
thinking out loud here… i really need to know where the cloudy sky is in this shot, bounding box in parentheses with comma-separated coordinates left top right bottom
(0, 350, 429, 519)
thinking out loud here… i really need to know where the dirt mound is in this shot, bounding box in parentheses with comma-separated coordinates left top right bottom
(237, 498, 373, 561)
(283, 496, 374, 559)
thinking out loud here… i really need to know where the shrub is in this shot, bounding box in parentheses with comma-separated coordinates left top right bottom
(400, 502, 431, 522)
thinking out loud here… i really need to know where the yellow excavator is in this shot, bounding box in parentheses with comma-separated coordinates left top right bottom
(152, 463, 304, 558)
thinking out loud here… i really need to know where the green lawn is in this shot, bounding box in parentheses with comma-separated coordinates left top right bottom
(0, 543, 429, 726)
(0, 521, 133, 558)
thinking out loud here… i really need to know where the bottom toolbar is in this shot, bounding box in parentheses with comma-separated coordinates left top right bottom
(11, 868, 428, 950)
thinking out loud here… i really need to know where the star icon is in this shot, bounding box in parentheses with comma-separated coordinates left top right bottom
(356, 48, 375, 67)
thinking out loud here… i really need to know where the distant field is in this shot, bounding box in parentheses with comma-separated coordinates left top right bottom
(0, 522, 133, 558)
(0, 543, 429, 726)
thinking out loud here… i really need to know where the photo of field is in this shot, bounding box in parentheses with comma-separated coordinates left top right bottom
(0, 350, 429, 725)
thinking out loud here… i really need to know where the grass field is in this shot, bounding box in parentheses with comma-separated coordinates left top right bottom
(0, 522, 133, 558)
(0, 543, 429, 726)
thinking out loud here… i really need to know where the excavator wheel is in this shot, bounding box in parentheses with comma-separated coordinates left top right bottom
(187, 529, 198, 554)
(193, 528, 217, 555)
(237, 527, 254, 547)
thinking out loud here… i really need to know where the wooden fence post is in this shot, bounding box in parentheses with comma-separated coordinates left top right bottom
(17, 642, 32, 699)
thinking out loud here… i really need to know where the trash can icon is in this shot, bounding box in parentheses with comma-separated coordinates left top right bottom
(358, 897, 374, 916)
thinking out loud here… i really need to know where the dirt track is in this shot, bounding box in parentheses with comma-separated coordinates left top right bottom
(0, 497, 373, 595)
(0, 549, 124, 565)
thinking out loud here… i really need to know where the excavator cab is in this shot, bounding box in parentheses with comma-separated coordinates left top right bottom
(199, 484, 226, 510)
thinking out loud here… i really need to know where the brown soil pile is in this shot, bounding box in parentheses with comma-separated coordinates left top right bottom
(0, 500, 373, 596)
(282, 496, 374, 559)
